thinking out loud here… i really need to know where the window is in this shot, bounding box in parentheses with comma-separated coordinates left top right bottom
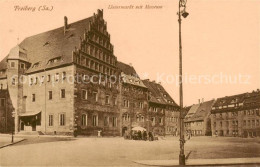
(104, 116, 109, 126)
(247, 120, 251, 127)
(20, 63, 25, 69)
(49, 115, 53, 126)
(35, 77, 38, 84)
(92, 115, 98, 126)
(226, 121, 229, 127)
(113, 97, 117, 105)
(220, 121, 222, 127)
(48, 91, 52, 100)
(151, 117, 156, 125)
(55, 73, 59, 81)
(213, 122, 216, 127)
(112, 117, 117, 127)
(12, 78, 15, 85)
(124, 100, 129, 108)
(47, 75, 51, 82)
(139, 102, 143, 109)
(93, 92, 98, 102)
(252, 120, 255, 126)
(61, 89, 65, 98)
(59, 113, 65, 126)
(62, 72, 66, 80)
(10, 62, 15, 68)
(82, 90, 88, 100)
(41, 76, 45, 83)
(32, 94, 35, 102)
(105, 95, 109, 104)
(0, 98, 5, 107)
(0, 84, 3, 90)
(256, 120, 259, 126)
(81, 114, 87, 126)
(159, 118, 163, 124)
(243, 120, 246, 126)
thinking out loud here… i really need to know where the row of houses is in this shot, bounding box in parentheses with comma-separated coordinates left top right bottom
(184, 90, 260, 137)
(0, 9, 180, 136)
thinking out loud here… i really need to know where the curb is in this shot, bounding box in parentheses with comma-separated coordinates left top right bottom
(133, 157, 260, 166)
(0, 139, 26, 149)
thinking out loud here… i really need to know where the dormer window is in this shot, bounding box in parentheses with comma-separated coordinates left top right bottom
(33, 62, 40, 68)
(48, 57, 61, 65)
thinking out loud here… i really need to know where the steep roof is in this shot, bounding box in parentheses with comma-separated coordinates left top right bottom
(117, 61, 138, 77)
(121, 73, 146, 88)
(142, 79, 178, 107)
(189, 100, 215, 122)
(17, 16, 93, 73)
(185, 104, 200, 122)
(0, 56, 8, 71)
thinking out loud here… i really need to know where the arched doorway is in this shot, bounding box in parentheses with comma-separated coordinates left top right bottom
(122, 127, 127, 136)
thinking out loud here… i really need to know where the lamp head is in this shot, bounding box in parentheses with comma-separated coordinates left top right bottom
(182, 11, 189, 18)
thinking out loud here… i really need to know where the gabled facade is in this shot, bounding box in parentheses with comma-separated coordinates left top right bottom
(142, 80, 179, 136)
(0, 9, 179, 136)
(184, 100, 215, 136)
(117, 62, 148, 136)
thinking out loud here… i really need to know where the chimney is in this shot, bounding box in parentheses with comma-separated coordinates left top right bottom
(129, 63, 132, 67)
(64, 16, 68, 34)
(198, 99, 200, 104)
(202, 98, 204, 103)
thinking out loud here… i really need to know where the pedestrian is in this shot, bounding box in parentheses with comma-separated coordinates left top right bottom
(143, 131, 147, 141)
(138, 131, 142, 140)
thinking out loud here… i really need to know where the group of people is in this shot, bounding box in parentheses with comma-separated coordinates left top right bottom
(124, 130, 155, 141)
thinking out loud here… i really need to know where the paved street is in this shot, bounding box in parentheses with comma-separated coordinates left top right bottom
(0, 135, 259, 166)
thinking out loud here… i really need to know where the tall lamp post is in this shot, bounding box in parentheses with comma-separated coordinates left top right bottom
(178, 0, 189, 165)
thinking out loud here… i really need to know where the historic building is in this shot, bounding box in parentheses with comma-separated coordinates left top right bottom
(0, 9, 179, 136)
(211, 90, 260, 137)
(0, 88, 14, 133)
(184, 100, 215, 136)
(117, 62, 148, 136)
(142, 80, 179, 136)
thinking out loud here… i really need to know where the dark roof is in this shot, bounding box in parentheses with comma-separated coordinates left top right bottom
(17, 16, 93, 73)
(188, 100, 215, 122)
(117, 61, 138, 77)
(0, 56, 8, 71)
(213, 93, 245, 107)
(142, 79, 178, 107)
(213, 90, 260, 108)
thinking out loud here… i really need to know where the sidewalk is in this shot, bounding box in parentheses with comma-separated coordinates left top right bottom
(134, 157, 260, 166)
(0, 135, 25, 149)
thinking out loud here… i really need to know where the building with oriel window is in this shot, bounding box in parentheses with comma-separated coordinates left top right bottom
(0, 9, 179, 136)
(211, 89, 260, 137)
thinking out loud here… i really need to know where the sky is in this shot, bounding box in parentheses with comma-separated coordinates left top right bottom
(0, 0, 259, 106)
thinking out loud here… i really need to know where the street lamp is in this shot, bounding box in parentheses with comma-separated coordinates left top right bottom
(178, 0, 188, 165)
